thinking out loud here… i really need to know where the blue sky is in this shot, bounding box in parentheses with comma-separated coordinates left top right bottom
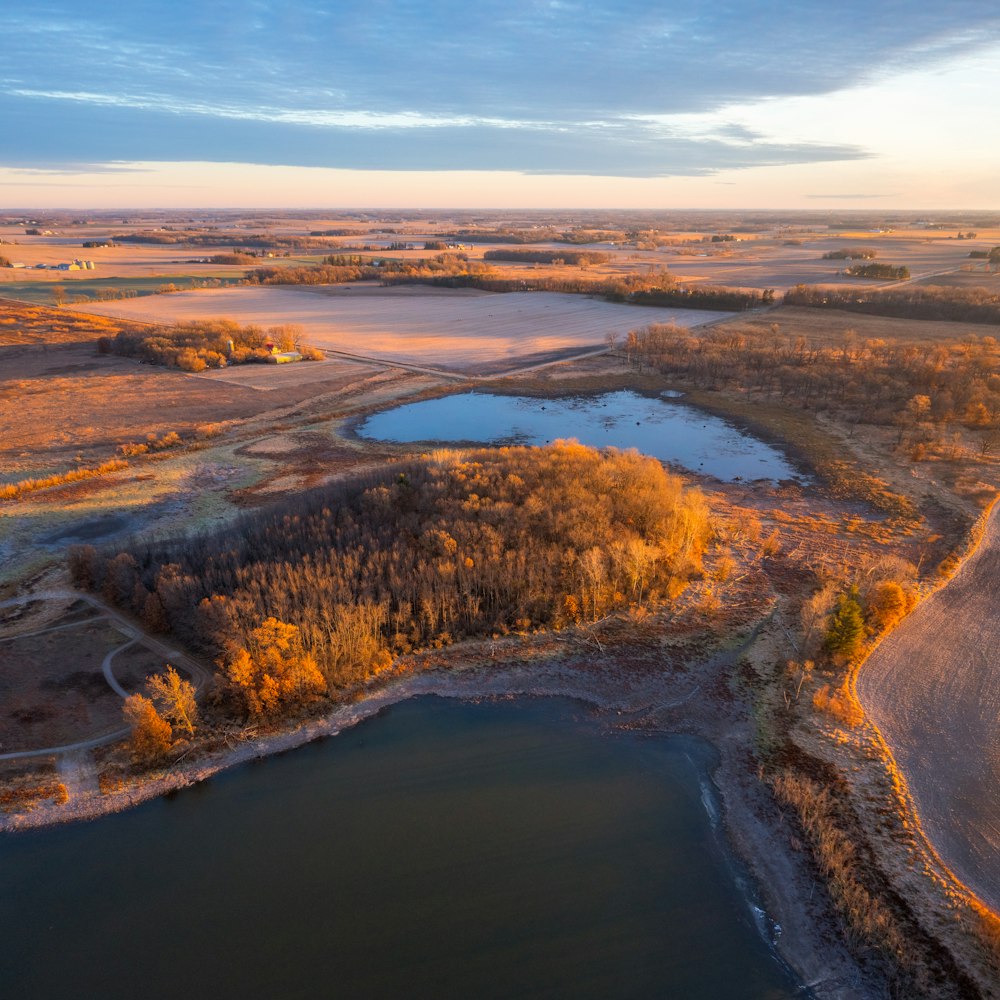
(2, 1, 999, 207)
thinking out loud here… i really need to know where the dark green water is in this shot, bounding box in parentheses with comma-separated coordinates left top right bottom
(0, 697, 799, 999)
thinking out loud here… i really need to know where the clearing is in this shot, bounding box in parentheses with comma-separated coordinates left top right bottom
(0, 615, 135, 754)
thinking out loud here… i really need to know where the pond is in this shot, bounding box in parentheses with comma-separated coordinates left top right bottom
(356, 390, 800, 482)
(0, 697, 799, 1000)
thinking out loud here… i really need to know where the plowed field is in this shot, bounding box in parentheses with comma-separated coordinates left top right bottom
(857, 503, 1000, 911)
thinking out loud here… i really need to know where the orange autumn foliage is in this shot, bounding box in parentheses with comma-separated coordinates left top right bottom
(224, 617, 327, 718)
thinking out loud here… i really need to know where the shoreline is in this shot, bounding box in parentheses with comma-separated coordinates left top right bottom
(1, 645, 871, 998)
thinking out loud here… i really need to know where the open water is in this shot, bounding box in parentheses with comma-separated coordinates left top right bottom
(0, 697, 799, 999)
(356, 390, 800, 483)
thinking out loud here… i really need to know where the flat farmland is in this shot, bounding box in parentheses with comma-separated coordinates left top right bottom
(75, 285, 733, 375)
(641, 231, 1000, 290)
(856, 502, 1000, 912)
(709, 305, 1000, 347)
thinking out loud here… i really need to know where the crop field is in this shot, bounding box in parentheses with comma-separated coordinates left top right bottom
(856, 502, 1000, 912)
(709, 304, 1000, 347)
(0, 276, 243, 306)
(75, 285, 733, 375)
(0, 236, 257, 277)
(637, 231, 1000, 290)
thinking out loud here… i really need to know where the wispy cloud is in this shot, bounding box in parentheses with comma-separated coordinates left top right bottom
(2, 1, 999, 176)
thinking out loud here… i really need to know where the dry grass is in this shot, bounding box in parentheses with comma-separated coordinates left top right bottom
(0, 761, 67, 814)
(772, 769, 909, 958)
(680, 389, 918, 522)
(0, 312, 380, 481)
(0, 297, 127, 345)
(0, 618, 130, 752)
(715, 304, 1000, 347)
(0, 459, 129, 499)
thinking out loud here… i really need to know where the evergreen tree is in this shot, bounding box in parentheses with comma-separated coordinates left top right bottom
(824, 591, 866, 662)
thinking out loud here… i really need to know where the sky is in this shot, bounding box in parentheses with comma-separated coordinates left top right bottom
(2, 1, 999, 209)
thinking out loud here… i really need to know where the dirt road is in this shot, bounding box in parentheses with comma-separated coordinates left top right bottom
(0, 590, 212, 762)
(856, 500, 1000, 912)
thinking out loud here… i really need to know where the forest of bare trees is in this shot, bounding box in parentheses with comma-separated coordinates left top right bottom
(785, 284, 1000, 324)
(624, 321, 1000, 456)
(482, 249, 612, 265)
(71, 444, 712, 707)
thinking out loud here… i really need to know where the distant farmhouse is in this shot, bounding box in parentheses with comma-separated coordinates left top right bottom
(34, 259, 96, 271)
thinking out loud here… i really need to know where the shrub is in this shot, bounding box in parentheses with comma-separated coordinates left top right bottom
(123, 694, 173, 764)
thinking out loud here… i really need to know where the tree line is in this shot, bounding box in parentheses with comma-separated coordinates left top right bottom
(841, 263, 909, 280)
(380, 270, 772, 311)
(822, 248, 878, 260)
(785, 283, 1000, 324)
(110, 231, 335, 249)
(98, 318, 320, 371)
(482, 249, 612, 265)
(241, 255, 769, 311)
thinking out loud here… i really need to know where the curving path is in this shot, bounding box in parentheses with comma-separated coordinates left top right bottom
(857, 501, 1000, 912)
(0, 589, 212, 762)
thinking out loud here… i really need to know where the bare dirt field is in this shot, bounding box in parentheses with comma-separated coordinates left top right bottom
(74, 285, 733, 375)
(857, 501, 1000, 913)
(710, 304, 1000, 347)
(0, 617, 129, 753)
(913, 269, 1000, 290)
(191, 356, 383, 391)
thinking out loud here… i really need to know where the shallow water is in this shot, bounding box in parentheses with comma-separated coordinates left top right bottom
(0, 697, 797, 1000)
(356, 390, 799, 482)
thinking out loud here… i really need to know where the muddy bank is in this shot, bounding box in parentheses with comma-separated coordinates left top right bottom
(1, 639, 872, 998)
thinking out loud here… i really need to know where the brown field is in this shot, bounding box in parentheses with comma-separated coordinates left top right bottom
(0, 297, 387, 479)
(710, 304, 1000, 347)
(74, 284, 733, 374)
(912, 269, 1000, 290)
(0, 617, 130, 753)
(0, 236, 262, 283)
(857, 501, 1000, 913)
(0, 340, 379, 479)
(4, 219, 995, 301)
(639, 231, 1000, 290)
(0, 297, 127, 345)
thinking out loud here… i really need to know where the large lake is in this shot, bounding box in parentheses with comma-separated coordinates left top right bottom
(356, 390, 800, 482)
(0, 697, 798, 999)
